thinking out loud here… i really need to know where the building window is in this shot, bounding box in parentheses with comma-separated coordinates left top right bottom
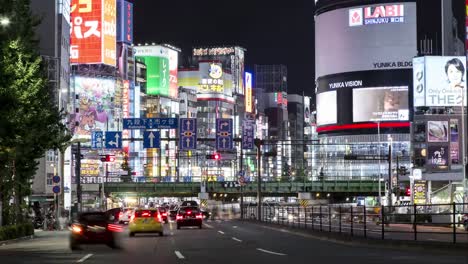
(46, 173, 54, 186)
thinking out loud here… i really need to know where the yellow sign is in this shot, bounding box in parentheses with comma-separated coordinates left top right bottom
(299, 199, 309, 207)
(413, 181, 426, 205)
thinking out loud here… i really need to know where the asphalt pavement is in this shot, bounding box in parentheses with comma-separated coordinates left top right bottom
(0, 220, 466, 264)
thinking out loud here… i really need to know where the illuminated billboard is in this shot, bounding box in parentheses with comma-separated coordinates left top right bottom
(70, 0, 116, 66)
(413, 56, 467, 107)
(245, 72, 253, 113)
(353, 86, 408, 122)
(135, 45, 179, 98)
(117, 0, 133, 44)
(316, 2, 416, 77)
(73, 76, 116, 137)
(316, 91, 337, 126)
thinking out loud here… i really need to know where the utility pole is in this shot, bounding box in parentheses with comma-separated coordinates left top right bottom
(387, 144, 392, 208)
(255, 138, 262, 221)
(240, 144, 244, 219)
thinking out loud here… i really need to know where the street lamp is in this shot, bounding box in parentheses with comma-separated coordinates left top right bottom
(0, 17, 10, 26)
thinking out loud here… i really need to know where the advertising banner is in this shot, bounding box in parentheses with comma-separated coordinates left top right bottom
(117, 0, 133, 44)
(304, 96, 311, 125)
(245, 72, 253, 113)
(450, 119, 459, 164)
(414, 56, 467, 107)
(428, 145, 449, 170)
(73, 76, 116, 137)
(135, 46, 178, 98)
(316, 91, 337, 126)
(413, 181, 426, 205)
(316, 2, 417, 77)
(353, 86, 408, 122)
(427, 121, 448, 142)
(70, 0, 116, 66)
(242, 121, 255, 150)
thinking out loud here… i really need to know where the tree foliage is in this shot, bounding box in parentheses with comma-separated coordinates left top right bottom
(0, 0, 70, 225)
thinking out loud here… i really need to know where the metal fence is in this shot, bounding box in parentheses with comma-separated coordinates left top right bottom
(242, 203, 468, 244)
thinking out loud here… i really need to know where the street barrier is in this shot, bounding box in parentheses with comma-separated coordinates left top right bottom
(243, 202, 468, 244)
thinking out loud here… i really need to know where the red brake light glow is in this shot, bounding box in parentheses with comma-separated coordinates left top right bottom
(118, 212, 123, 219)
(196, 214, 203, 219)
(162, 212, 167, 216)
(142, 212, 150, 217)
(157, 214, 163, 222)
(187, 211, 191, 215)
(71, 224, 82, 234)
(130, 213, 135, 222)
(107, 224, 123, 232)
(176, 215, 183, 220)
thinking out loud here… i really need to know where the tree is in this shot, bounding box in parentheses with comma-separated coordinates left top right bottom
(0, 0, 70, 225)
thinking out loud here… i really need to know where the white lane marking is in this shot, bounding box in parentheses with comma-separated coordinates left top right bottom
(256, 248, 287, 256)
(218, 230, 225, 235)
(232, 225, 238, 228)
(175, 251, 185, 259)
(232, 237, 242, 242)
(77, 254, 93, 263)
(204, 223, 214, 229)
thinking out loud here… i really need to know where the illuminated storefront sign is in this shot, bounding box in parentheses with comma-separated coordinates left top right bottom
(193, 47, 235, 56)
(199, 63, 224, 93)
(122, 80, 130, 152)
(349, 4, 404, 27)
(117, 0, 133, 44)
(70, 0, 116, 66)
(245, 72, 253, 113)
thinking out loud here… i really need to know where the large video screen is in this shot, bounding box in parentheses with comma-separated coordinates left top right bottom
(316, 91, 337, 126)
(315, 2, 417, 77)
(353, 86, 409, 122)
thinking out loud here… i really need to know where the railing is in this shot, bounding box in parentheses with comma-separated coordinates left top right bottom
(243, 203, 468, 244)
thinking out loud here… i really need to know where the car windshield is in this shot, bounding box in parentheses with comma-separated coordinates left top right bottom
(179, 207, 199, 214)
(135, 210, 158, 218)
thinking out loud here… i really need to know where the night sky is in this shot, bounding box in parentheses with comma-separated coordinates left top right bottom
(133, 0, 316, 96)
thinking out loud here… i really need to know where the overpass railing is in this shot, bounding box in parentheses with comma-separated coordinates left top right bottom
(243, 203, 468, 244)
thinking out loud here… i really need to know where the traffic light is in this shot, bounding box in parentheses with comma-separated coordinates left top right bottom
(206, 153, 221, 160)
(398, 166, 409, 175)
(100, 155, 116, 162)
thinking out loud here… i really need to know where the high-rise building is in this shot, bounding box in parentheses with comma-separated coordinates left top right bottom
(287, 94, 305, 172)
(30, 0, 71, 209)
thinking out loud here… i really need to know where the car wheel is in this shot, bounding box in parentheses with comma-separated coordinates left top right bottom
(129, 232, 135, 237)
(199, 225, 202, 229)
(70, 239, 80, 250)
(107, 240, 118, 249)
(159, 232, 164, 236)
(177, 225, 180, 230)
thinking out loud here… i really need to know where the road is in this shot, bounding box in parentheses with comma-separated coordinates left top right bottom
(0, 220, 466, 264)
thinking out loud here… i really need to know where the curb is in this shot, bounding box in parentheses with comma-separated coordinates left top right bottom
(242, 220, 468, 255)
(0, 235, 35, 246)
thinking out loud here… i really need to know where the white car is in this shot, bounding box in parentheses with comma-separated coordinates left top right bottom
(119, 208, 135, 224)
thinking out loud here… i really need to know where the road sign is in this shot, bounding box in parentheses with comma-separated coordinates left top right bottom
(146, 118, 178, 129)
(105, 131, 122, 149)
(412, 168, 422, 180)
(216, 118, 233, 150)
(143, 131, 160, 149)
(91, 131, 103, 149)
(123, 118, 178, 129)
(52, 186, 61, 194)
(179, 118, 197, 150)
(123, 118, 147, 129)
(52, 176, 60, 184)
(242, 121, 254, 150)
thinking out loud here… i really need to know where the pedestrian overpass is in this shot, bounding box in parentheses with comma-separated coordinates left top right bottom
(103, 180, 383, 197)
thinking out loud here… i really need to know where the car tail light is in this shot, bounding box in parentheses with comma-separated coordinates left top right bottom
(118, 212, 123, 219)
(176, 214, 183, 220)
(107, 224, 123, 232)
(196, 213, 203, 219)
(187, 211, 191, 215)
(71, 224, 82, 234)
(162, 212, 167, 216)
(130, 213, 135, 222)
(157, 214, 163, 222)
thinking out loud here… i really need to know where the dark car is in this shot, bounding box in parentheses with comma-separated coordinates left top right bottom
(157, 207, 169, 223)
(169, 205, 179, 220)
(176, 206, 203, 229)
(106, 208, 123, 224)
(69, 212, 122, 250)
(200, 208, 211, 220)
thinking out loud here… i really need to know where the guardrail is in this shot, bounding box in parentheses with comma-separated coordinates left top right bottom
(243, 203, 468, 244)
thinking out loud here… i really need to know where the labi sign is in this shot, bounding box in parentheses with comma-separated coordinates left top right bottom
(349, 4, 405, 27)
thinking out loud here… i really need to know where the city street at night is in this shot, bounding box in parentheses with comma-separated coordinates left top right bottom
(1, 220, 466, 264)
